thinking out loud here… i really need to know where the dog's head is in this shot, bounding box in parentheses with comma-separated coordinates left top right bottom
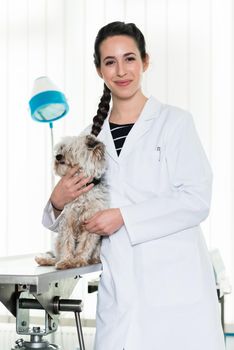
(54, 134, 106, 178)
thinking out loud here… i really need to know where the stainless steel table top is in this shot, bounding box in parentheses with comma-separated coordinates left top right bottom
(0, 254, 102, 293)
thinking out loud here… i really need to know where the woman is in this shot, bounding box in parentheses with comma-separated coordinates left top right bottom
(43, 22, 225, 350)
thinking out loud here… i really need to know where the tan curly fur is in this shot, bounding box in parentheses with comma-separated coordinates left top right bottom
(35, 134, 109, 269)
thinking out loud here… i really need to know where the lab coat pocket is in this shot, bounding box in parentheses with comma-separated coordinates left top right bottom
(124, 144, 166, 199)
(142, 230, 203, 307)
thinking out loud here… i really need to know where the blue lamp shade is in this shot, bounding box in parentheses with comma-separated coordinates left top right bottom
(29, 76, 69, 123)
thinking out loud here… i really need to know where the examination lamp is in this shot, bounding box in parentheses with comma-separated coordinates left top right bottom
(29, 76, 69, 128)
(29, 76, 69, 153)
(29, 76, 69, 188)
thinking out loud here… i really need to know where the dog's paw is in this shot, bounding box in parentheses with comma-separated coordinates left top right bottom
(56, 259, 76, 270)
(35, 255, 56, 266)
(35, 256, 43, 265)
(35, 252, 56, 266)
(73, 258, 90, 268)
(88, 257, 101, 265)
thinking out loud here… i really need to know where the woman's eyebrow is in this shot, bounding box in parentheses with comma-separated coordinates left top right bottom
(103, 52, 137, 62)
(123, 52, 137, 57)
(103, 56, 115, 61)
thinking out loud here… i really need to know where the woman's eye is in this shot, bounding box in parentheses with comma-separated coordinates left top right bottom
(126, 56, 136, 62)
(105, 60, 115, 66)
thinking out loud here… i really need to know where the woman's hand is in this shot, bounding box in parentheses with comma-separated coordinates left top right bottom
(85, 208, 124, 236)
(50, 165, 94, 211)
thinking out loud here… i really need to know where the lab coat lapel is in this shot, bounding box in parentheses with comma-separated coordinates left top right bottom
(119, 96, 162, 160)
(98, 96, 162, 163)
(98, 117, 119, 163)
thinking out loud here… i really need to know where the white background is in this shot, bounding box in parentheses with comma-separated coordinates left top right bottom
(0, 0, 233, 326)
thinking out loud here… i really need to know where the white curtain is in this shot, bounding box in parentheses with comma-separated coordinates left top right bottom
(0, 0, 233, 323)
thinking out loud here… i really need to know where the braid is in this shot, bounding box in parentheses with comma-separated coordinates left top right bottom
(91, 83, 111, 137)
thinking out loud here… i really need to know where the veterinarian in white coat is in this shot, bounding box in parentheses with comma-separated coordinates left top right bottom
(42, 22, 225, 350)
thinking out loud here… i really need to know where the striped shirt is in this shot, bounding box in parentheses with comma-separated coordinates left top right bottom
(109, 122, 134, 156)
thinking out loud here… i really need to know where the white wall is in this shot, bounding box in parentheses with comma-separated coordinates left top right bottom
(0, 0, 233, 323)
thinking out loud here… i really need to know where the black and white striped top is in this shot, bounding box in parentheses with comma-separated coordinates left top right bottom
(109, 122, 134, 156)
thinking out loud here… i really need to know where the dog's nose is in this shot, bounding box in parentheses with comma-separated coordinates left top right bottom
(56, 154, 63, 161)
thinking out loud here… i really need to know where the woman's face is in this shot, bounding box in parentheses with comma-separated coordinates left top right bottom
(97, 35, 148, 100)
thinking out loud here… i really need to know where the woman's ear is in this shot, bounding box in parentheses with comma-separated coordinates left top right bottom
(96, 68, 103, 78)
(143, 53, 149, 72)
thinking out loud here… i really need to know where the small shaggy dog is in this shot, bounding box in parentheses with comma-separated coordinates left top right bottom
(35, 134, 109, 269)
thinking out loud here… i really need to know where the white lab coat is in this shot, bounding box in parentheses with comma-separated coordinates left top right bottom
(42, 97, 225, 350)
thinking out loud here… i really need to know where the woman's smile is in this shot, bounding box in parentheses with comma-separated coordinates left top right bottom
(114, 79, 132, 87)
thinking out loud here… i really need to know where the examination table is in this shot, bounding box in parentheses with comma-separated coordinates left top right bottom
(0, 254, 101, 350)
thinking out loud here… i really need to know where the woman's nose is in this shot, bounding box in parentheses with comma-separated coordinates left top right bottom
(116, 62, 126, 77)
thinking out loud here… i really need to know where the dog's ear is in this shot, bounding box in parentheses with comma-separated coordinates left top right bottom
(86, 135, 99, 149)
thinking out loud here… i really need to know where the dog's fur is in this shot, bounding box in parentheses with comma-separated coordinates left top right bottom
(35, 134, 109, 270)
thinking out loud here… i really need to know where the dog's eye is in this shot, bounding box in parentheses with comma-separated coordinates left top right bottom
(56, 154, 63, 161)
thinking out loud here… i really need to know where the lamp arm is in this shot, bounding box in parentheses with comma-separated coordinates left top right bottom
(49, 122, 55, 189)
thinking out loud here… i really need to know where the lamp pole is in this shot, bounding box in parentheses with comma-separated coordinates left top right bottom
(49, 122, 55, 189)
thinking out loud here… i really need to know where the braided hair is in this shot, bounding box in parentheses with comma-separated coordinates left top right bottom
(91, 83, 111, 137)
(91, 21, 147, 137)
